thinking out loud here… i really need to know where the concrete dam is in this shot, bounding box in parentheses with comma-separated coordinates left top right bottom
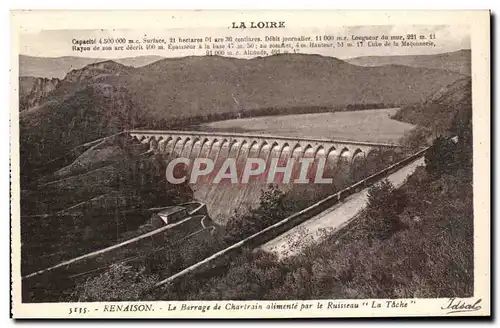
(129, 130, 403, 224)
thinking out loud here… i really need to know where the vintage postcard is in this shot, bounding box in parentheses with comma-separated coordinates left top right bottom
(10, 10, 490, 318)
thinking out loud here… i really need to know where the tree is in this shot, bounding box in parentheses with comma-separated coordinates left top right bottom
(224, 185, 289, 243)
(450, 104, 473, 170)
(363, 179, 407, 239)
(425, 136, 459, 178)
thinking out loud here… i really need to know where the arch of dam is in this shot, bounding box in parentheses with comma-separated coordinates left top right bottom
(128, 130, 403, 223)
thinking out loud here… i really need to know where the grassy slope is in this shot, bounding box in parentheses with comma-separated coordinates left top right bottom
(174, 166, 472, 300)
(20, 135, 194, 272)
(393, 77, 472, 135)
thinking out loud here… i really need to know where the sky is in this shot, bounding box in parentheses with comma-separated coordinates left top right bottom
(19, 24, 470, 59)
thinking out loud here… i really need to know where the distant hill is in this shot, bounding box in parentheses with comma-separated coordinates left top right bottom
(19, 54, 466, 177)
(107, 54, 465, 120)
(19, 55, 164, 79)
(346, 50, 471, 75)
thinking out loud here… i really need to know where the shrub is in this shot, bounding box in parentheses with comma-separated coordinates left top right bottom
(400, 126, 432, 151)
(362, 179, 407, 239)
(224, 185, 290, 243)
(75, 263, 158, 301)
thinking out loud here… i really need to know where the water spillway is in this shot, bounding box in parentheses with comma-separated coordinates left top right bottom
(129, 130, 402, 224)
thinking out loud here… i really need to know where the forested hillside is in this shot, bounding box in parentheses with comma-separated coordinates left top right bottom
(20, 54, 466, 181)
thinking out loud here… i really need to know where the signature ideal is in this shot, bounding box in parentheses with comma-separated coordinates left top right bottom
(441, 298, 482, 314)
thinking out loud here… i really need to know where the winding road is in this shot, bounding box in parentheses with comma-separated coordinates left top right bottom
(259, 156, 425, 259)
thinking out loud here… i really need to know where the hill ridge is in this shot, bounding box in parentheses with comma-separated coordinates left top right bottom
(346, 49, 471, 75)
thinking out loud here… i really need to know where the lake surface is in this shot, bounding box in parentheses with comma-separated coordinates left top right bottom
(197, 108, 415, 144)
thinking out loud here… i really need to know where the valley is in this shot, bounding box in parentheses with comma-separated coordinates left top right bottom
(17, 50, 473, 302)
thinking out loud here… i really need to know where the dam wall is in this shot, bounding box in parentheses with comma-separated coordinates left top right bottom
(153, 146, 429, 289)
(128, 130, 404, 223)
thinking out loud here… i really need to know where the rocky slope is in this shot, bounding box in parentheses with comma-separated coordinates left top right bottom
(20, 54, 164, 79)
(19, 76, 60, 111)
